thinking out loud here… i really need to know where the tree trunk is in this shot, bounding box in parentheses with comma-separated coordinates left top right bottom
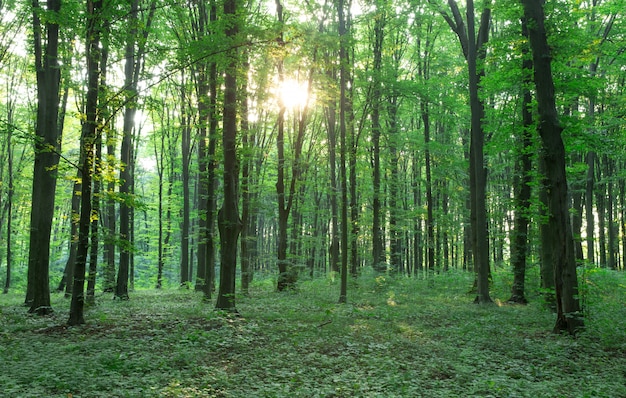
(240, 48, 252, 296)
(370, 7, 385, 272)
(443, 0, 491, 303)
(522, 0, 583, 334)
(68, 0, 102, 325)
(388, 99, 402, 273)
(58, 180, 80, 295)
(116, 0, 139, 300)
(3, 101, 14, 294)
(338, 0, 349, 303)
(115, 0, 156, 299)
(421, 102, 435, 273)
(326, 93, 340, 274)
(585, 150, 595, 264)
(103, 127, 116, 292)
(605, 157, 617, 270)
(466, 0, 492, 304)
(509, 19, 533, 304)
(26, 0, 63, 315)
(180, 72, 191, 287)
(215, 0, 240, 312)
(86, 134, 102, 306)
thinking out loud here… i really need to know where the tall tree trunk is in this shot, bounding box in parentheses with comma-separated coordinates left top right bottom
(466, 0, 491, 304)
(585, 150, 595, 264)
(370, 6, 385, 272)
(58, 180, 80, 295)
(180, 72, 191, 287)
(240, 48, 253, 296)
(421, 102, 435, 273)
(326, 92, 340, 274)
(3, 101, 14, 294)
(86, 135, 102, 305)
(215, 0, 240, 311)
(205, 4, 219, 296)
(275, 0, 291, 290)
(190, 0, 211, 293)
(443, 0, 491, 303)
(26, 0, 62, 315)
(509, 19, 533, 304)
(104, 126, 116, 292)
(605, 157, 617, 270)
(155, 112, 166, 289)
(68, 0, 102, 325)
(338, 0, 349, 303)
(522, 0, 583, 334)
(115, 0, 156, 299)
(116, 0, 139, 300)
(595, 158, 607, 267)
(388, 98, 402, 273)
(412, 150, 423, 275)
(349, 92, 358, 278)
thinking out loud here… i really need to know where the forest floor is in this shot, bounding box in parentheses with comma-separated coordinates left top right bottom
(1, 268, 625, 398)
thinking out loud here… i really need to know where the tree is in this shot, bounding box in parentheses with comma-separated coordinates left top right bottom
(116, 0, 156, 300)
(370, 1, 386, 272)
(338, 0, 350, 303)
(68, 0, 103, 326)
(26, 0, 63, 315)
(215, 0, 240, 312)
(179, 69, 192, 287)
(508, 18, 533, 304)
(441, 0, 492, 303)
(521, 0, 583, 334)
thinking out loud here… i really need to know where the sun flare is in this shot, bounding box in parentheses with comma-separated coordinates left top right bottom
(278, 78, 312, 110)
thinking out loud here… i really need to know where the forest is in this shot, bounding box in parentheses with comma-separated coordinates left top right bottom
(0, 0, 625, 395)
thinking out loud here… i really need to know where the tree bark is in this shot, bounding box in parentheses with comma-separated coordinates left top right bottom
(68, 0, 102, 325)
(370, 6, 386, 272)
(180, 71, 191, 287)
(443, 0, 492, 303)
(326, 88, 340, 275)
(26, 0, 63, 315)
(521, 0, 583, 334)
(508, 19, 533, 304)
(215, 0, 240, 312)
(338, 0, 349, 303)
(585, 150, 595, 264)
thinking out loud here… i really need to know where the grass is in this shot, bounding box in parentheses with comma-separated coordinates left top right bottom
(1, 268, 625, 397)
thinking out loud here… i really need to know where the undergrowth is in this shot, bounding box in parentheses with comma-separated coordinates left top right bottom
(1, 268, 625, 397)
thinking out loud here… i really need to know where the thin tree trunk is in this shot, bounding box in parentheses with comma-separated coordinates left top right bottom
(205, 4, 218, 296)
(509, 19, 533, 304)
(180, 71, 191, 287)
(338, 0, 349, 303)
(115, 0, 156, 299)
(240, 47, 252, 296)
(326, 96, 340, 274)
(68, 0, 102, 325)
(370, 6, 385, 272)
(585, 150, 595, 264)
(86, 135, 102, 305)
(116, 0, 139, 300)
(422, 102, 435, 273)
(104, 128, 116, 292)
(3, 105, 13, 294)
(604, 157, 617, 269)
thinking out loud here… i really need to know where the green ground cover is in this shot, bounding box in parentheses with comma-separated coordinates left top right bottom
(1, 268, 625, 397)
